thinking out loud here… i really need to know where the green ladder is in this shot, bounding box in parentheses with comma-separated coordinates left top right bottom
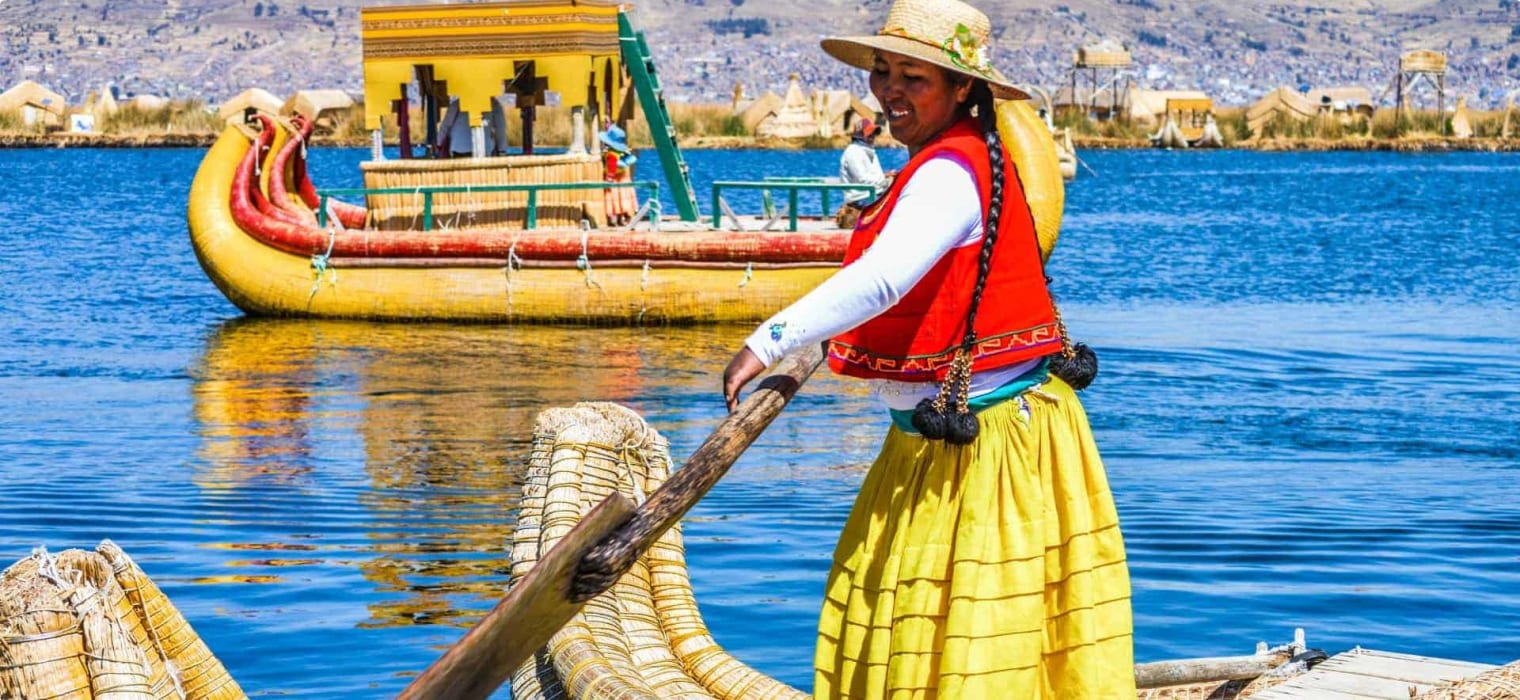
(619, 11, 701, 222)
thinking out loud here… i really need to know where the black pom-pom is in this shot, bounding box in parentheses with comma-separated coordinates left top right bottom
(911, 398, 949, 440)
(1050, 343, 1099, 390)
(945, 411, 980, 445)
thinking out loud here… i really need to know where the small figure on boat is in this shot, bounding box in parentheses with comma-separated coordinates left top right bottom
(836, 117, 891, 229)
(722, 0, 1132, 696)
(600, 124, 640, 226)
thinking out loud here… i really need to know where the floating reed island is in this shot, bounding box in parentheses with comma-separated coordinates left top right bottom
(8, 402, 1519, 699)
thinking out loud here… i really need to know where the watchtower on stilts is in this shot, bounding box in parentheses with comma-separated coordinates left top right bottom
(1380, 49, 1448, 135)
(1067, 40, 1132, 122)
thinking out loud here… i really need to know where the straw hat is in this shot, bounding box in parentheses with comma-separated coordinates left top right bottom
(821, 0, 1029, 101)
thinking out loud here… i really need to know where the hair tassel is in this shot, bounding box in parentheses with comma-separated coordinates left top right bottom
(1047, 302, 1098, 390)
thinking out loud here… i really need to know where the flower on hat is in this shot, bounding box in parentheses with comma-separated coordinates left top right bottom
(944, 23, 992, 75)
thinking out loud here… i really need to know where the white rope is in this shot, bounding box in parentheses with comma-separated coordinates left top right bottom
(576, 227, 601, 290)
(309, 224, 339, 303)
(503, 238, 521, 317)
(738, 261, 754, 289)
(638, 259, 651, 323)
(32, 546, 64, 587)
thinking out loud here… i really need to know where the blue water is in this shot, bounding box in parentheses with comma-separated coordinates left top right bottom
(1, 145, 1518, 697)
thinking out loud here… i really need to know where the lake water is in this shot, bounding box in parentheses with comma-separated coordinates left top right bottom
(0, 144, 1517, 697)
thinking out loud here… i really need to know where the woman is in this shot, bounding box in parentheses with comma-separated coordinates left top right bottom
(721, 0, 1133, 697)
(600, 124, 639, 226)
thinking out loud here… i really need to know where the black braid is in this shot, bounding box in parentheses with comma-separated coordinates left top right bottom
(943, 82, 1003, 444)
(914, 81, 1002, 445)
(958, 81, 1003, 353)
(914, 78, 1097, 444)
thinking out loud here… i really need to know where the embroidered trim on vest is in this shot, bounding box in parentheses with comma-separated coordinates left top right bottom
(829, 322, 1060, 378)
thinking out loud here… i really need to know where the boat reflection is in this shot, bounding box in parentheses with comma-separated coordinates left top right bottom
(190, 318, 732, 628)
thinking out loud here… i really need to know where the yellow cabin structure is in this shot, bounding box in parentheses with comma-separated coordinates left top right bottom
(360, 1, 624, 140)
(356, 0, 632, 228)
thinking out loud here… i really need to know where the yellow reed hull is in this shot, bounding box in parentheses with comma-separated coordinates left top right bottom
(188, 130, 835, 323)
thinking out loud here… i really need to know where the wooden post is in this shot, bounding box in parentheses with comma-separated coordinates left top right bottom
(522, 105, 536, 155)
(570, 106, 587, 154)
(508, 61, 549, 155)
(430, 80, 449, 158)
(1438, 72, 1446, 136)
(1134, 651, 1291, 688)
(1395, 71, 1405, 133)
(391, 86, 411, 159)
(416, 67, 440, 159)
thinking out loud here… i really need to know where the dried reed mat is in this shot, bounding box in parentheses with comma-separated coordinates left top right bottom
(360, 154, 605, 232)
(1418, 660, 1520, 699)
(509, 402, 804, 700)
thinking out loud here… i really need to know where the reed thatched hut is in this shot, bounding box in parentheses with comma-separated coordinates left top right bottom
(1451, 96, 1474, 139)
(218, 88, 283, 125)
(1306, 87, 1374, 117)
(281, 89, 355, 132)
(735, 77, 875, 139)
(0, 80, 66, 127)
(125, 94, 170, 111)
(1246, 86, 1318, 135)
(87, 87, 120, 118)
(735, 91, 784, 134)
(813, 89, 876, 138)
(1246, 85, 1374, 137)
(1053, 85, 1127, 120)
(756, 74, 821, 139)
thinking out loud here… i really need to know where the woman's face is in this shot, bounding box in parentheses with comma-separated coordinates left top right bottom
(868, 50, 972, 151)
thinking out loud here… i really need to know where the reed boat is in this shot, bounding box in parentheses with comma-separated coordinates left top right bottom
(187, 102, 1066, 323)
(187, 115, 847, 323)
(187, 0, 1070, 323)
(1150, 97, 1225, 150)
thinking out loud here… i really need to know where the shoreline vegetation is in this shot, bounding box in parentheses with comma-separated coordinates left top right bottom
(4, 101, 1519, 152)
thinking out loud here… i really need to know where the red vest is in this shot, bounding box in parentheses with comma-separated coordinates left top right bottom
(827, 118, 1061, 382)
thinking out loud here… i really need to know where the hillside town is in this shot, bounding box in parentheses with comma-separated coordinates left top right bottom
(2, 0, 1519, 110)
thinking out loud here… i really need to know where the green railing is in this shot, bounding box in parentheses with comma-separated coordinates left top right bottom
(317, 181, 660, 231)
(710, 181, 879, 232)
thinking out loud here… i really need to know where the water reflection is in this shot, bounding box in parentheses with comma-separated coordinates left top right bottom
(188, 319, 749, 630)
(192, 320, 321, 490)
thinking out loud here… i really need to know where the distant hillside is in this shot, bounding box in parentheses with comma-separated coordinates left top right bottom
(2, 0, 1518, 108)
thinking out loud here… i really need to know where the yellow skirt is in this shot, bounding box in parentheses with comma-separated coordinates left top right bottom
(814, 378, 1134, 699)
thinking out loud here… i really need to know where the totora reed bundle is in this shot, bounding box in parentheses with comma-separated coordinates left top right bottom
(0, 542, 245, 700)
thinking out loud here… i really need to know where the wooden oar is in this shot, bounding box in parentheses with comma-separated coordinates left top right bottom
(397, 345, 825, 700)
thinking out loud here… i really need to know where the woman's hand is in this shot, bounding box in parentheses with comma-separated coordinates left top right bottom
(722, 347, 767, 413)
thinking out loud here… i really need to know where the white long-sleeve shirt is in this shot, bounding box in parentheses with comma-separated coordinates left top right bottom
(745, 155, 1039, 410)
(839, 141, 888, 204)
